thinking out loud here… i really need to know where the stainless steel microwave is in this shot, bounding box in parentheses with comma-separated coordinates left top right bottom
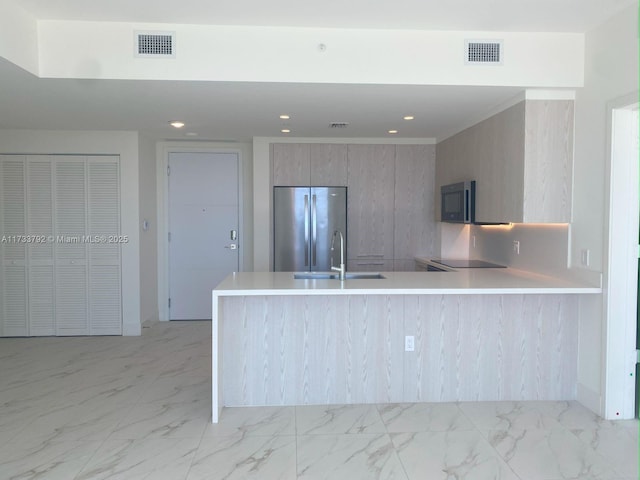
(441, 181, 475, 223)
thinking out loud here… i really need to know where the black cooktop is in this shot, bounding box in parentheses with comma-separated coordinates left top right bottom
(432, 259, 506, 268)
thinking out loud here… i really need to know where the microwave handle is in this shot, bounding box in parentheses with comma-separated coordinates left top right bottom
(465, 189, 470, 223)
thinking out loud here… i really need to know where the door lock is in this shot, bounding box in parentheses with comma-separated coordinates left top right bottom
(225, 244, 238, 250)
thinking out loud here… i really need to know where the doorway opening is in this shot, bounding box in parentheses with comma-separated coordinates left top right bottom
(605, 96, 639, 419)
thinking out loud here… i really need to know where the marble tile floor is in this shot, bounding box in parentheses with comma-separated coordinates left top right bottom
(0, 320, 637, 480)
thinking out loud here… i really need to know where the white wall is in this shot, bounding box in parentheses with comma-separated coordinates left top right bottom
(571, 5, 639, 417)
(0, 129, 142, 335)
(572, 6, 639, 273)
(36, 20, 584, 87)
(138, 134, 158, 324)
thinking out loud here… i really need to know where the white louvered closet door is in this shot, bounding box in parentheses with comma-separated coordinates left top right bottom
(87, 157, 121, 335)
(0, 154, 122, 337)
(27, 158, 55, 336)
(0, 157, 28, 336)
(55, 157, 89, 335)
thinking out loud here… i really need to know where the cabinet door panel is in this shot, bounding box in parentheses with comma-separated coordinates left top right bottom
(310, 144, 347, 186)
(272, 144, 310, 186)
(523, 100, 573, 222)
(347, 145, 395, 260)
(394, 145, 436, 261)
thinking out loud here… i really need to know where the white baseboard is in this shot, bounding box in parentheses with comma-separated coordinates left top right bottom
(577, 382, 603, 417)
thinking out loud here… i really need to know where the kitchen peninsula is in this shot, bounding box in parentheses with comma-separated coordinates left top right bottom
(211, 269, 600, 422)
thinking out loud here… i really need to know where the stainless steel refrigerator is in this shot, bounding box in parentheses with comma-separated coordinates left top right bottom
(274, 187, 347, 271)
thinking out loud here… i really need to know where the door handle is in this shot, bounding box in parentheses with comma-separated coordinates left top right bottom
(230, 230, 237, 240)
(224, 244, 238, 250)
(304, 194, 309, 267)
(311, 194, 317, 266)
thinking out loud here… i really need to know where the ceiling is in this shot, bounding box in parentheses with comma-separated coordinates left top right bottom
(1, 0, 635, 142)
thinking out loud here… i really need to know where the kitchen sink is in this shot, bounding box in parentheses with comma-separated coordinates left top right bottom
(293, 272, 386, 280)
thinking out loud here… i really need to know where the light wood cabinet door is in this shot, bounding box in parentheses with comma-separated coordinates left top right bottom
(523, 100, 573, 222)
(347, 144, 395, 263)
(474, 103, 526, 223)
(272, 143, 310, 186)
(394, 145, 437, 263)
(310, 144, 348, 186)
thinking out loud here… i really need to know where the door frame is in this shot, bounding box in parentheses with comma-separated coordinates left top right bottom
(603, 92, 639, 419)
(156, 142, 246, 322)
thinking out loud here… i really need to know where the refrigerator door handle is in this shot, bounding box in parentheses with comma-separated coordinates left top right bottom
(311, 194, 318, 266)
(304, 194, 309, 266)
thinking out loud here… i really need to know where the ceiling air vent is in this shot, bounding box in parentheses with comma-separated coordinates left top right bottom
(465, 40, 503, 65)
(329, 122, 349, 129)
(135, 31, 176, 58)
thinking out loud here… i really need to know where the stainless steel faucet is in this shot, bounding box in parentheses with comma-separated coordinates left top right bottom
(330, 230, 346, 281)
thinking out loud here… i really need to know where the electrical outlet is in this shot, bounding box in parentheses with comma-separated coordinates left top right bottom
(405, 335, 415, 352)
(581, 249, 590, 267)
(513, 240, 520, 255)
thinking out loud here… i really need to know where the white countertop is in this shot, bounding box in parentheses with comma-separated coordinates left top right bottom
(213, 268, 601, 296)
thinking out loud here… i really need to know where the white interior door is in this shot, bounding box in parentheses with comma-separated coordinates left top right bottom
(168, 152, 239, 320)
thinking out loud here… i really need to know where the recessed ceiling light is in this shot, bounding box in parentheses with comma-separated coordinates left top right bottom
(279, 114, 290, 120)
(388, 130, 398, 134)
(281, 129, 291, 133)
(169, 121, 185, 128)
(403, 116, 415, 121)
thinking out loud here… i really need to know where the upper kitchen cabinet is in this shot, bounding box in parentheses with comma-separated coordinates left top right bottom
(347, 144, 396, 265)
(522, 101, 574, 222)
(272, 143, 348, 186)
(436, 100, 574, 223)
(310, 144, 348, 186)
(272, 143, 310, 186)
